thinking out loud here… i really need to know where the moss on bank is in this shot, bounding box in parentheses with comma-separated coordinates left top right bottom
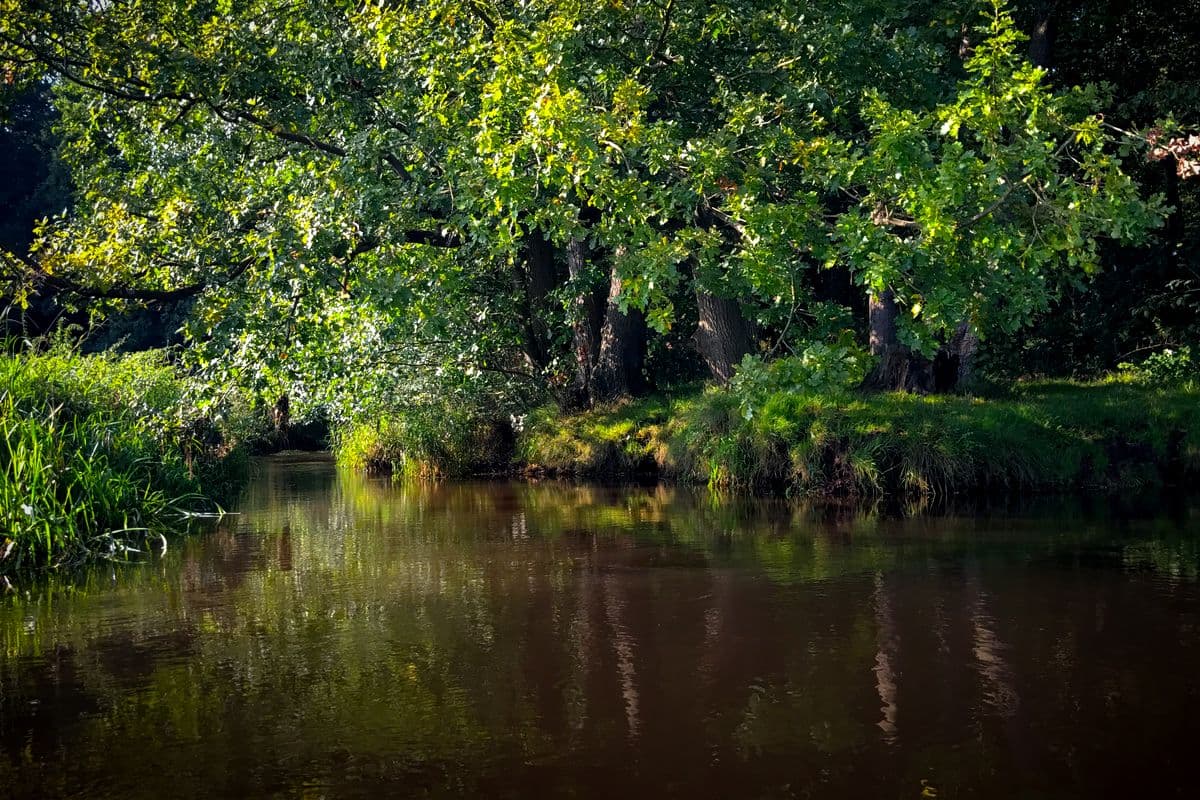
(1, 349, 248, 575)
(518, 382, 1200, 496)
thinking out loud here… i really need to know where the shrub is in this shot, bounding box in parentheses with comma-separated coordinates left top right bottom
(1118, 346, 1197, 386)
(729, 340, 871, 420)
(334, 402, 515, 477)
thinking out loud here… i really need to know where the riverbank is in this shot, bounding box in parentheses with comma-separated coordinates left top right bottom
(1, 349, 247, 576)
(522, 382, 1200, 495)
(339, 381, 1200, 497)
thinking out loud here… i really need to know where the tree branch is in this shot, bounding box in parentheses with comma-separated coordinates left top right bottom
(202, 99, 347, 157)
(2, 249, 252, 303)
(401, 229, 462, 247)
(648, 0, 679, 66)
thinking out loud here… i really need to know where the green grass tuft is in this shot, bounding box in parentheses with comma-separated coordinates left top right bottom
(1, 348, 247, 575)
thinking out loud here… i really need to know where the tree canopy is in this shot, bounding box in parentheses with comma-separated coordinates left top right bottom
(0, 0, 1173, 417)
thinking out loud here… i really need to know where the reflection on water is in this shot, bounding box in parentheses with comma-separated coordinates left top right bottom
(3, 459, 1200, 798)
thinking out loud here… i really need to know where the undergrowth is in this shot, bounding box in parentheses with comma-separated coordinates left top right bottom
(334, 403, 514, 478)
(518, 381, 1200, 497)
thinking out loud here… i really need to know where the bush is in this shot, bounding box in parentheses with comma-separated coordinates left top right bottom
(517, 395, 671, 477)
(1118, 346, 1197, 386)
(729, 340, 871, 419)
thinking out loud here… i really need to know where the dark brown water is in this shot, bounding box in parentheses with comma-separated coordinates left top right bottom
(3, 459, 1200, 799)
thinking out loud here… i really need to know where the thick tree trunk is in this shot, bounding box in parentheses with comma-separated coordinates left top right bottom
(514, 232, 561, 373)
(869, 288, 899, 356)
(694, 289, 755, 383)
(564, 237, 608, 410)
(864, 289, 934, 392)
(865, 289, 979, 393)
(590, 268, 648, 403)
(515, 231, 647, 409)
(933, 322, 979, 392)
(953, 323, 979, 388)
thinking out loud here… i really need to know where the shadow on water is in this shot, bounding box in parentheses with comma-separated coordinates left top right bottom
(2, 458, 1200, 798)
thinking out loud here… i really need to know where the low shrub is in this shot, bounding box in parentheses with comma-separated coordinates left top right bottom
(334, 402, 515, 478)
(1118, 346, 1198, 387)
(516, 395, 672, 477)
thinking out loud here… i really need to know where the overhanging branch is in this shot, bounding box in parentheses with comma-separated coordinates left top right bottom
(2, 249, 251, 303)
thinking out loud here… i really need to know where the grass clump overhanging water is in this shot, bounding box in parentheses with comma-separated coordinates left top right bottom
(518, 380, 1200, 497)
(334, 402, 514, 478)
(1, 347, 248, 575)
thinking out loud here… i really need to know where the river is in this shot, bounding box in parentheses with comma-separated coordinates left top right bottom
(3, 457, 1199, 798)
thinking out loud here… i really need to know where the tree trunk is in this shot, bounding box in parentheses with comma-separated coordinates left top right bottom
(590, 267, 647, 404)
(933, 322, 979, 392)
(693, 289, 755, 383)
(863, 289, 933, 392)
(1028, 2, 1055, 68)
(563, 237, 608, 410)
(271, 392, 290, 448)
(514, 232, 560, 374)
(951, 323, 979, 389)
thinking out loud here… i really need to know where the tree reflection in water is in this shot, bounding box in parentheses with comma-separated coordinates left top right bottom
(2, 459, 1200, 798)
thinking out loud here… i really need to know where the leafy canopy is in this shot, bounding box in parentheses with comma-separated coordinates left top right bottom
(0, 0, 1161, 409)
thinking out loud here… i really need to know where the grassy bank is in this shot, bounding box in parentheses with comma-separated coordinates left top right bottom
(334, 403, 514, 478)
(336, 379, 1200, 496)
(331, 373, 1200, 499)
(1, 349, 247, 575)
(517, 382, 1200, 496)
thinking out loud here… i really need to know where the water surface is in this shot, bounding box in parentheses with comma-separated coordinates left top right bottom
(3, 459, 1199, 798)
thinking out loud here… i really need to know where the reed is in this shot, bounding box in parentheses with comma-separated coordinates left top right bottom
(1, 349, 243, 574)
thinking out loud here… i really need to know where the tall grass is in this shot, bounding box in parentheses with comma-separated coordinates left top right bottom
(518, 381, 1200, 498)
(334, 403, 514, 478)
(1, 348, 246, 574)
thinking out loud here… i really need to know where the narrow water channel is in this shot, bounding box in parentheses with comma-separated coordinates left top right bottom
(3, 458, 1199, 798)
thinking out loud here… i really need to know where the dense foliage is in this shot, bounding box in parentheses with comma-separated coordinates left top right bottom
(989, 0, 1200, 376)
(0, 0, 1176, 417)
(0, 0, 1197, 510)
